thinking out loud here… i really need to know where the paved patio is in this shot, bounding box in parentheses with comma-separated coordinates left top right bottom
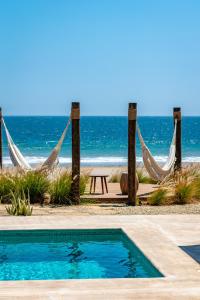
(0, 215, 199, 299)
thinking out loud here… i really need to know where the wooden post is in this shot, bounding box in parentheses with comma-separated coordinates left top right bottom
(71, 102, 80, 204)
(0, 108, 2, 169)
(128, 102, 137, 206)
(173, 107, 182, 171)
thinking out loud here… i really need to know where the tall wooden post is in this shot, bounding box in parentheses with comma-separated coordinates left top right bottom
(173, 107, 182, 171)
(71, 102, 80, 204)
(0, 108, 2, 169)
(128, 102, 137, 206)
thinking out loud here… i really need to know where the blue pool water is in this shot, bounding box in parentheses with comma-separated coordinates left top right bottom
(0, 229, 162, 280)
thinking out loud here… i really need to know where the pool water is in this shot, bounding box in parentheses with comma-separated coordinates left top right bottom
(0, 229, 163, 280)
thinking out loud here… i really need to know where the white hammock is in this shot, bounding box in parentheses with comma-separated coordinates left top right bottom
(40, 117, 71, 171)
(2, 118, 32, 170)
(2, 117, 71, 171)
(137, 121, 177, 182)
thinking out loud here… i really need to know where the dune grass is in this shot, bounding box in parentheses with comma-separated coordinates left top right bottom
(137, 169, 157, 184)
(49, 171, 72, 205)
(109, 168, 157, 184)
(174, 181, 193, 204)
(0, 170, 89, 207)
(109, 172, 121, 183)
(191, 177, 200, 200)
(1, 165, 199, 208)
(17, 171, 50, 203)
(0, 173, 16, 203)
(149, 188, 168, 206)
(157, 164, 200, 205)
(80, 174, 89, 195)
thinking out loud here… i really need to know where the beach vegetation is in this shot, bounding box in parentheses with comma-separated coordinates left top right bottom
(161, 165, 200, 204)
(109, 169, 157, 184)
(0, 170, 89, 206)
(17, 171, 50, 203)
(6, 190, 33, 216)
(137, 169, 157, 184)
(80, 174, 89, 195)
(191, 177, 200, 200)
(109, 172, 121, 183)
(1, 164, 199, 208)
(173, 181, 193, 204)
(149, 188, 168, 206)
(49, 171, 89, 204)
(49, 171, 72, 205)
(0, 173, 16, 202)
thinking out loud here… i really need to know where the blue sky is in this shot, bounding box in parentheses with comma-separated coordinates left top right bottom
(0, 0, 200, 116)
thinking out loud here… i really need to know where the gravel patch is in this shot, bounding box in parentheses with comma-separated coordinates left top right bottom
(1, 203, 200, 216)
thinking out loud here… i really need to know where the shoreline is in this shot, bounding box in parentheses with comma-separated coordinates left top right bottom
(1, 162, 200, 172)
(3, 158, 200, 166)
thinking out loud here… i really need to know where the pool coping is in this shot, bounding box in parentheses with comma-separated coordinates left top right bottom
(0, 215, 200, 299)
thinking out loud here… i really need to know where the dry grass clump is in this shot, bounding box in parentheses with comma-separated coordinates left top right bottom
(174, 182, 193, 204)
(160, 164, 200, 205)
(191, 177, 200, 200)
(109, 172, 121, 183)
(137, 169, 157, 184)
(149, 188, 168, 206)
(80, 174, 89, 195)
(109, 168, 157, 184)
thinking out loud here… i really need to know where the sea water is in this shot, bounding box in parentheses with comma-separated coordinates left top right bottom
(2, 116, 200, 166)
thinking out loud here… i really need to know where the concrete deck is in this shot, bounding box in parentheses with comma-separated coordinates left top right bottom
(0, 215, 199, 299)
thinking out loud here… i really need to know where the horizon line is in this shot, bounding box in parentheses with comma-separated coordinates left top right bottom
(2, 114, 200, 117)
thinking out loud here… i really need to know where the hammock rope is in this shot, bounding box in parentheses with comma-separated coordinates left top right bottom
(2, 115, 71, 171)
(40, 116, 71, 171)
(137, 120, 177, 182)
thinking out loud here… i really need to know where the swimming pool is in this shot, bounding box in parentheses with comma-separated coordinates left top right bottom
(0, 229, 163, 280)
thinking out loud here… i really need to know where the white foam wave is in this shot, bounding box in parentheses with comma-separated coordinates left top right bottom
(3, 155, 200, 166)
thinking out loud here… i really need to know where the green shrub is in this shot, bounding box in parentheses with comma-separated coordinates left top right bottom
(174, 182, 193, 204)
(50, 172, 89, 204)
(17, 171, 49, 203)
(191, 177, 200, 200)
(50, 171, 72, 205)
(137, 169, 157, 184)
(149, 188, 168, 206)
(0, 173, 17, 203)
(80, 174, 89, 195)
(6, 190, 33, 216)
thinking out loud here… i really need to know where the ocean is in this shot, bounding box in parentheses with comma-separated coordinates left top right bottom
(2, 116, 200, 167)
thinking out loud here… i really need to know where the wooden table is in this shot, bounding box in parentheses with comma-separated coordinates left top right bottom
(89, 172, 109, 194)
